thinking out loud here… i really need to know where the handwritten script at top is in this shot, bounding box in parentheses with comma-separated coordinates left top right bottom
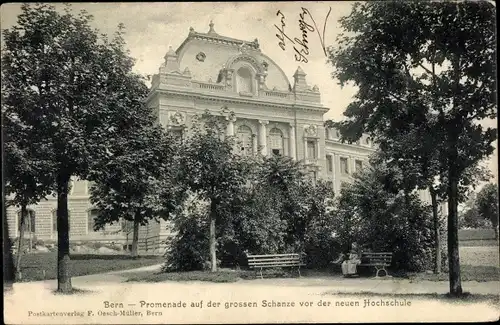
(274, 7, 332, 63)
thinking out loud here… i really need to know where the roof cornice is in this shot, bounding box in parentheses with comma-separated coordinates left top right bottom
(154, 87, 327, 112)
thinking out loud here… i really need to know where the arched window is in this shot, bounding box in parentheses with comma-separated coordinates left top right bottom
(236, 67, 253, 93)
(18, 209, 36, 233)
(52, 210, 70, 232)
(237, 125, 253, 156)
(88, 209, 101, 232)
(269, 128, 284, 156)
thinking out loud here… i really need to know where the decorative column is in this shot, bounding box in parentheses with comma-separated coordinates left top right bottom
(303, 138, 308, 160)
(258, 120, 269, 156)
(331, 153, 337, 193)
(316, 139, 321, 160)
(252, 134, 258, 155)
(289, 123, 296, 160)
(226, 116, 236, 136)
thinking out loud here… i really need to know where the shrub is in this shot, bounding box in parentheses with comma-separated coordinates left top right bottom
(86, 242, 104, 250)
(165, 157, 336, 272)
(304, 220, 341, 269)
(164, 199, 209, 272)
(334, 163, 440, 272)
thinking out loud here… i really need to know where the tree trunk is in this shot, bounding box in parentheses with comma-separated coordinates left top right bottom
(447, 169, 462, 296)
(494, 227, 499, 242)
(28, 211, 32, 253)
(3, 204, 15, 292)
(209, 200, 217, 272)
(16, 204, 27, 280)
(430, 188, 441, 274)
(131, 211, 140, 258)
(56, 174, 72, 293)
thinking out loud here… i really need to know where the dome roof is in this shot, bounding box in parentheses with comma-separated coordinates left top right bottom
(173, 22, 291, 91)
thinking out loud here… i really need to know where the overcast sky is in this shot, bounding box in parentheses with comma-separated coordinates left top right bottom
(1, 2, 497, 182)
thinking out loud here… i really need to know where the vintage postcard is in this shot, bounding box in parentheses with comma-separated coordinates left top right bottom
(2, 1, 499, 324)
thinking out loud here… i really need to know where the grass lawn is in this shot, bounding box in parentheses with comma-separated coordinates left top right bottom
(125, 268, 300, 283)
(460, 240, 498, 247)
(407, 265, 499, 282)
(126, 270, 247, 283)
(329, 291, 499, 305)
(16, 252, 164, 282)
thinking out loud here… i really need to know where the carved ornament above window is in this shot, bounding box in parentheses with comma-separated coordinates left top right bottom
(304, 125, 318, 137)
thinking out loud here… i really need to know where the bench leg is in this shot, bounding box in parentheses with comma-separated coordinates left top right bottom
(260, 268, 263, 279)
(375, 267, 387, 278)
(297, 266, 301, 278)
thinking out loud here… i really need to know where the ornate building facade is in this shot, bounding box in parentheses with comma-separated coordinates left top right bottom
(6, 23, 381, 253)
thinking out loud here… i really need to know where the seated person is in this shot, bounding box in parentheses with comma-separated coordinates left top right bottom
(341, 243, 362, 276)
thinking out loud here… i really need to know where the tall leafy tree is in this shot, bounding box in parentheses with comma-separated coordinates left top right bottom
(179, 110, 248, 272)
(3, 196, 15, 292)
(475, 183, 499, 240)
(2, 4, 150, 292)
(255, 156, 322, 251)
(327, 1, 496, 296)
(3, 112, 56, 276)
(89, 120, 183, 257)
(367, 130, 491, 274)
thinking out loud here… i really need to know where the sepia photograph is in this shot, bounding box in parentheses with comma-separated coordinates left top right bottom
(2, 1, 498, 324)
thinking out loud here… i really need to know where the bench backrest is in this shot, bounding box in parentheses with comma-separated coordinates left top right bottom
(361, 252, 393, 265)
(247, 253, 302, 268)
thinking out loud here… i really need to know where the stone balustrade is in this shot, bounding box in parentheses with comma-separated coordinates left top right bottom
(261, 89, 292, 99)
(156, 76, 299, 101)
(193, 80, 226, 91)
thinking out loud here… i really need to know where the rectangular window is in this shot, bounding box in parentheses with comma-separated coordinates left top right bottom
(355, 160, 363, 172)
(170, 128, 183, 141)
(272, 149, 281, 156)
(307, 140, 316, 159)
(18, 210, 36, 233)
(121, 219, 134, 233)
(88, 209, 103, 232)
(326, 155, 333, 172)
(310, 171, 317, 185)
(340, 157, 349, 174)
(326, 181, 333, 189)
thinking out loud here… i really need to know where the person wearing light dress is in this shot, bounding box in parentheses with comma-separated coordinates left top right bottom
(341, 243, 362, 276)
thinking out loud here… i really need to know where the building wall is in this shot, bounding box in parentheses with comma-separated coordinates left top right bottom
(5, 29, 401, 249)
(6, 177, 123, 241)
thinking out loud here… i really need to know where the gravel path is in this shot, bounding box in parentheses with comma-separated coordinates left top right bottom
(4, 263, 498, 324)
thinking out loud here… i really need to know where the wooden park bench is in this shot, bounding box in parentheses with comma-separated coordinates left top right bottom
(246, 253, 305, 279)
(359, 252, 393, 277)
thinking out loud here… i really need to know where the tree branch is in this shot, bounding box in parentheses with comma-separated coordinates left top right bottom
(418, 62, 445, 88)
(386, 92, 408, 104)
